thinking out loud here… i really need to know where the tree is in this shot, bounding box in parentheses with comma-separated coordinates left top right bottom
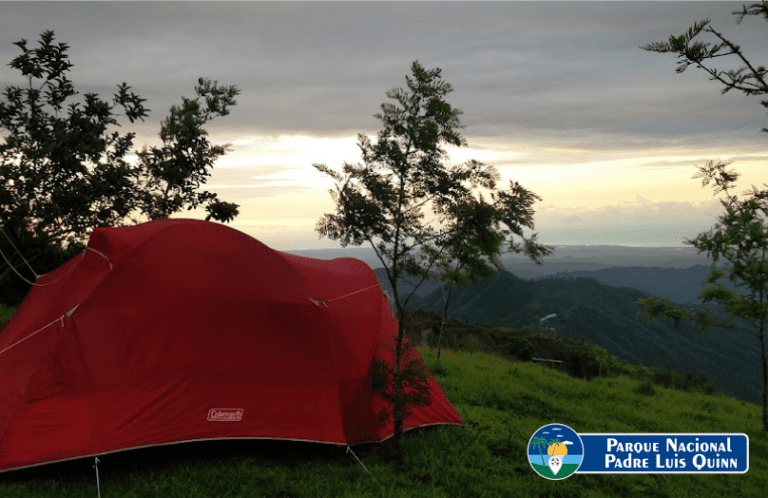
(430, 205, 514, 365)
(641, 2, 767, 126)
(0, 30, 240, 305)
(636, 164, 768, 431)
(637, 3, 768, 431)
(531, 436, 550, 466)
(314, 60, 554, 455)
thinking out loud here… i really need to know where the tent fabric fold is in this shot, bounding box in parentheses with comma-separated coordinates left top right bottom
(0, 218, 463, 472)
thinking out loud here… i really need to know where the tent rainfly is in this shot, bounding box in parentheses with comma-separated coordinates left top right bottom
(0, 218, 463, 472)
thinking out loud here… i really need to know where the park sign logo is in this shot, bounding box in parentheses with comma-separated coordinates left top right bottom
(528, 424, 584, 480)
(529, 424, 749, 479)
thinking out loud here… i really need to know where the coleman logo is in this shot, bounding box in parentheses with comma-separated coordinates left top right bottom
(207, 408, 244, 421)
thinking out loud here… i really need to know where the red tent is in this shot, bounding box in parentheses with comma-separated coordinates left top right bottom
(0, 219, 462, 472)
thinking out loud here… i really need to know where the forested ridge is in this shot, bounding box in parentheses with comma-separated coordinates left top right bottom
(377, 268, 761, 404)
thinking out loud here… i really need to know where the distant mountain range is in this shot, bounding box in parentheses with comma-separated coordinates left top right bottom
(373, 265, 764, 405)
(373, 263, 744, 307)
(288, 244, 727, 283)
(524, 264, 748, 306)
(290, 244, 747, 306)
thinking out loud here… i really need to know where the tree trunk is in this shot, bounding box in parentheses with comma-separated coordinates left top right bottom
(436, 281, 455, 365)
(760, 324, 767, 432)
(437, 306, 447, 363)
(392, 317, 405, 453)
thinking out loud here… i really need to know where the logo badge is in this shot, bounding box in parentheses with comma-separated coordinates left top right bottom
(529, 425, 748, 477)
(207, 408, 244, 421)
(528, 423, 584, 480)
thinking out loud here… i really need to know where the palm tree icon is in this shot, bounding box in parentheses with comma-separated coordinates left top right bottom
(532, 436, 564, 466)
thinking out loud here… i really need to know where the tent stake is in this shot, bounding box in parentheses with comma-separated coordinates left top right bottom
(93, 456, 101, 498)
(346, 446, 380, 486)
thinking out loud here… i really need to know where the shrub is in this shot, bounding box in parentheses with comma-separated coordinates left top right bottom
(703, 382, 719, 396)
(652, 365, 675, 389)
(501, 334, 535, 361)
(561, 341, 602, 380)
(465, 333, 480, 353)
(637, 380, 655, 397)
(593, 346, 621, 377)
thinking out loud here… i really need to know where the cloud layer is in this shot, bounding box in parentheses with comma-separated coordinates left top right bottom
(1, 2, 766, 250)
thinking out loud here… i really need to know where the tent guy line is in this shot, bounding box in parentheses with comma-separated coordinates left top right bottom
(0, 229, 116, 287)
(310, 282, 384, 307)
(0, 263, 385, 358)
(1, 231, 388, 359)
(0, 228, 38, 285)
(0, 312, 64, 357)
(1, 280, 395, 357)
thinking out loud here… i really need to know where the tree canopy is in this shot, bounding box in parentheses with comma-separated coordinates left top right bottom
(0, 30, 240, 305)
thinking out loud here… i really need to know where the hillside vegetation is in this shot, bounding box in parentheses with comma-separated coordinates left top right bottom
(405, 271, 762, 405)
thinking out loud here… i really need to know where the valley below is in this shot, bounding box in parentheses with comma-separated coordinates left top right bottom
(368, 244, 766, 406)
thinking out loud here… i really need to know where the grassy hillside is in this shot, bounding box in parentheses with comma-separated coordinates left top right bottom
(0, 310, 765, 497)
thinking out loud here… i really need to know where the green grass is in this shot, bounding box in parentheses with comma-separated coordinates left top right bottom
(0, 307, 765, 496)
(0, 345, 765, 497)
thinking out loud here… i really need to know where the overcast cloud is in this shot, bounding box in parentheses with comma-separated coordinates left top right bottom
(1, 2, 766, 250)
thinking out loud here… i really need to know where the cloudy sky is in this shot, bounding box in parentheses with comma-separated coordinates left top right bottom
(1, 2, 766, 251)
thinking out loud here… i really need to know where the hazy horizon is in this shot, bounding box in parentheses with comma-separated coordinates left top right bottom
(285, 243, 735, 278)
